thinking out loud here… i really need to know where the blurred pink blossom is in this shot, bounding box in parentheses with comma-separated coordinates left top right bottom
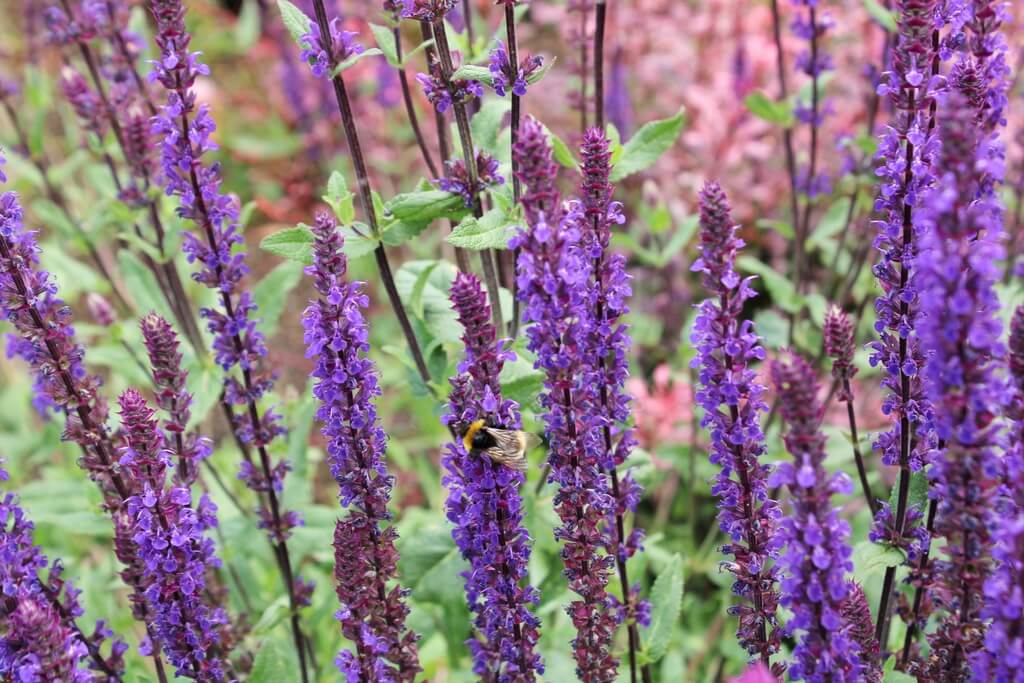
(628, 364, 693, 459)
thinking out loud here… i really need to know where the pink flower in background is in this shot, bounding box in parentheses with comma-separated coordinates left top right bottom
(730, 662, 777, 683)
(628, 364, 693, 458)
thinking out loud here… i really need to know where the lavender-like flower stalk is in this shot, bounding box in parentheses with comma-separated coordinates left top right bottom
(302, 211, 420, 681)
(691, 181, 781, 667)
(1, 465, 127, 681)
(911, 91, 1005, 679)
(443, 272, 542, 680)
(577, 128, 650, 681)
(770, 351, 862, 681)
(117, 389, 228, 681)
(141, 313, 212, 487)
(868, 0, 943, 644)
(510, 117, 618, 680)
(841, 583, 882, 683)
(146, 1, 310, 677)
(824, 306, 876, 514)
(974, 306, 1024, 680)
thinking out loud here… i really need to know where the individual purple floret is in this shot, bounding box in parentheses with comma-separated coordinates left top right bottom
(302, 211, 421, 681)
(442, 272, 543, 681)
(488, 41, 543, 97)
(1, 469, 127, 681)
(690, 181, 781, 666)
(974, 306, 1024, 681)
(117, 388, 227, 681)
(147, 0, 297, 544)
(770, 351, 862, 682)
(417, 57, 482, 113)
(435, 151, 504, 207)
(913, 92, 1005, 680)
(510, 117, 618, 680)
(300, 18, 364, 80)
(140, 313, 212, 487)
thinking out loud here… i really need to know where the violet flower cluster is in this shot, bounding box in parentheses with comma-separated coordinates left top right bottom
(791, 0, 835, 196)
(141, 313, 212, 487)
(117, 388, 227, 680)
(690, 181, 781, 664)
(488, 42, 544, 98)
(401, 0, 456, 21)
(147, 0, 298, 543)
(770, 351, 862, 682)
(417, 58, 483, 113)
(435, 151, 505, 208)
(300, 18, 364, 80)
(510, 116, 619, 679)
(442, 272, 543, 681)
(1, 466, 127, 681)
(577, 129, 647, 624)
(975, 306, 1024, 680)
(302, 211, 420, 681)
(913, 92, 1006, 678)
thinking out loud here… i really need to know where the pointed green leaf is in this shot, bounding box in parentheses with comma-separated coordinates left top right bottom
(445, 209, 518, 250)
(642, 553, 684, 663)
(323, 171, 355, 224)
(252, 261, 304, 337)
(260, 225, 314, 263)
(387, 189, 469, 224)
(331, 47, 384, 78)
(369, 23, 399, 66)
(609, 107, 686, 181)
(745, 90, 796, 127)
(276, 0, 312, 47)
(451, 64, 491, 85)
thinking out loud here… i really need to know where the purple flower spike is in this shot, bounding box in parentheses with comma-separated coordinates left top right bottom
(117, 388, 228, 681)
(401, 0, 456, 21)
(1, 482, 127, 681)
(435, 150, 504, 207)
(443, 272, 543, 680)
(302, 211, 421, 681)
(141, 313, 213, 486)
(511, 117, 618, 679)
(489, 42, 544, 98)
(770, 351, 863, 682)
(914, 93, 1006, 679)
(823, 305, 856, 401)
(514, 116, 562, 225)
(974, 306, 1024, 680)
(300, 18, 364, 79)
(841, 583, 882, 683)
(147, 0, 298, 544)
(691, 181, 781, 667)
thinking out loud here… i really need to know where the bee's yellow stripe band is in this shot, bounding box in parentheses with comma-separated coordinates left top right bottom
(462, 419, 485, 452)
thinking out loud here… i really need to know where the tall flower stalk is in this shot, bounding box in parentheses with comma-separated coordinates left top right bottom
(910, 89, 1006, 678)
(974, 306, 1024, 679)
(770, 351, 863, 681)
(303, 211, 420, 681)
(443, 272, 542, 680)
(691, 181, 781, 669)
(868, 0, 943, 644)
(303, 0, 437, 388)
(146, 2, 311, 678)
(116, 389, 229, 681)
(578, 127, 649, 683)
(511, 116, 618, 680)
(1, 464, 127, 681)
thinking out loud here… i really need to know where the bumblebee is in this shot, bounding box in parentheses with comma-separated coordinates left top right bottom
(461, 419, 539, 471)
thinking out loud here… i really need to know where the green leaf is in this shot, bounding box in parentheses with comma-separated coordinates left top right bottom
(807, 197, 853, 251)
(526, 55, 556, 85)
(369, 23, 399, 66)
(252, 261, 304, 337)
(853, 540, 905, 584)
(756, 218, 795, 240)
(451, 64, 491, 85)
(248, 636, 293, 683)
(399, 37, 435, 67)
(736, 255, 802, 313)
(381, 219, 430, 247)
(754, 309, 789, 350)
(609, 107, 686, 182)
(276, 0, 312, 48)
(235, 0, 262, 50)
(387, 190, 469, 224)
(548, 128, 578, 169)
(184, 358, 224, 429)
(331, 47, 384, 78)
(260, 225, 314, 263)
(882, 655, 916, 682)
(863, 0, 898, 32)
(339, 224, 382, 260)
(398, 526, 470, 605)
(410, 262, 440, 319)
(499, 353, 544, 408)
(642, 553, 684, 663)
(745, 90, 795, 127)
(30, 198, 79, 242)
(396, 260, 461, 343)
(445, 209, 517, 250)
(887, 470, 929, 517)
(323, 170, 355, 224)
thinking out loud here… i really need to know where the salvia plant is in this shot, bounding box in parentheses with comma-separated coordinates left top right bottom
(0, 0, 1022, 681)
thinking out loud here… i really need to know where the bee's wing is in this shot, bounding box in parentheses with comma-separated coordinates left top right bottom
(522, 432, 542, 452)
(483, 429, 531, 471)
